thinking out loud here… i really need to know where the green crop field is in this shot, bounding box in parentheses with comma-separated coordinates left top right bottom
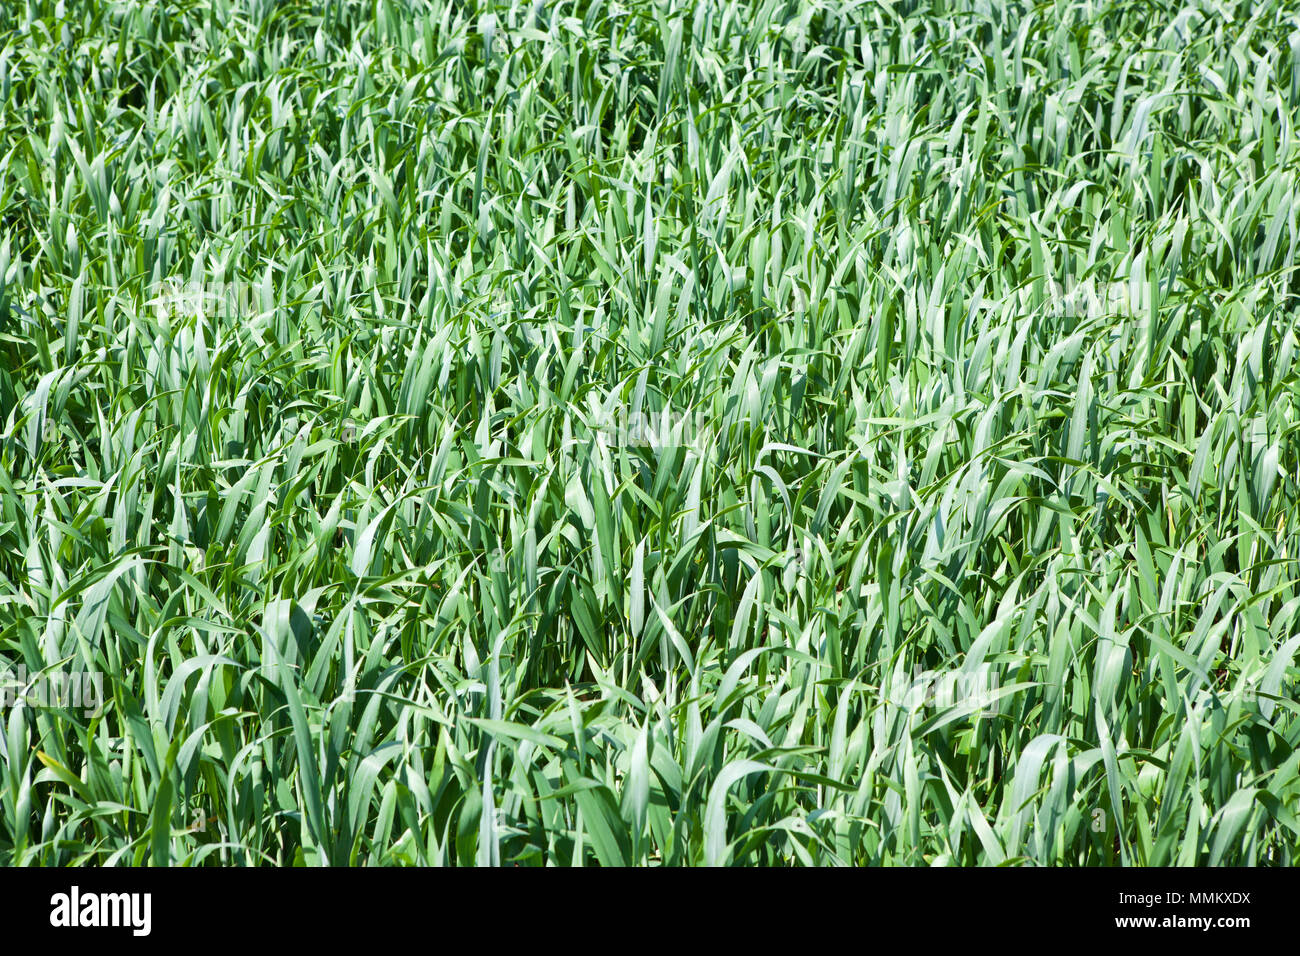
(1, 0, 1299, 867)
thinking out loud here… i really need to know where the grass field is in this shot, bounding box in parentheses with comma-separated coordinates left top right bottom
(2, 0, 1299, 866)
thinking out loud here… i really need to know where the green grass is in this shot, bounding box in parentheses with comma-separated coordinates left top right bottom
(1, 0, 1299, 866)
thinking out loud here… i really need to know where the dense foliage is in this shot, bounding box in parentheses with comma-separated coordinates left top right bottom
(2, 0, 1299, 865)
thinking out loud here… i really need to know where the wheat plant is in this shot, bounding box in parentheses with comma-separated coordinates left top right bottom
(1, 0, 1299, 865)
